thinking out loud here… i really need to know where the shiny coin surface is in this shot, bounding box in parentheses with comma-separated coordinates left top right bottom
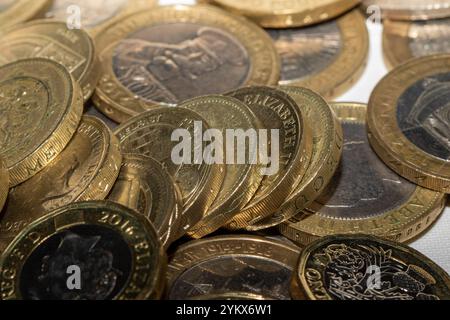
(93, 4, 280, 123)
(0, 157, 8, 212)
(268, 9, 368, 99)
(0, 0, 50, 28)
(207, 0, 360, 28)
(383, 19, 450, 69)
(362, 0, 450, 20)
(0, 116, 122, 252)
(44, 0, 157, 36)
(167, 235, 300, 300)
(226, 86, 313, 229)
(115, 107, 224, 233)
(0, 201, 166, 300)
(293, 235, 450, 300)
(108, 154, 182, 248)
(180, 95, 264, 238)
(0, 21, 100, 101)
(0, 58, 83, 187)
(368, 55, 450, 193)
(280, 103, 445, 245)
(248, 87, 343, 231)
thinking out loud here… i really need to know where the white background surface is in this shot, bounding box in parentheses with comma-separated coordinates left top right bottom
(159, 0, 450, 273)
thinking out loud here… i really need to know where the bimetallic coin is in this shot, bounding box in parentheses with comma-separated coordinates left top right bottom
(368, 55, 450, 193)
(108, 154, 183, 248)
(268, 9, 368, 99)
(294, 235, 450, 300)
(167, 235, 300, 300)
(207, 0, 360, 28)
(114, 107, 224, 233)
(225, 87, 313, 229)
(0, 201, 166, 300)
(180, 95, 264, 238)
(248, 87, 343, 231)
(188, 293, 271, 300)
(0, 157, 8, 211)
(280, 103, 445, 245)
(93, 4, 280, 123)
(0, 58, 83, 187)
(0, 21, 100, 101)
(0, 0, 50, 28)
(362, 0, 450, 20)
(0, 116, 122, 252)
(383, 19, 450, 69)
(44, 0, 157, 36)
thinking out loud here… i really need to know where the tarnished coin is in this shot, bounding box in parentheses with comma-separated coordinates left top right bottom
(383, 19, 450, 69)
(108, 154, 183, 248)
(44, 0, 157, 36)
(179, 95, 264, 238)
(167, 235, 300, 300)
(188, 293, 271, 300)
(93, 4, 280, 123)
(0, 0, 50, 28)
(0, 201, 166, 300)
(368, 55, 450, 193)
(0, 157, 8, 212)
(225, 86, 313, 229)
(248, 87, 343, 231)
(293, 235, 450, 300)
(0, 116, 122, 252)
(0, 21, 100, 101)
(268, 9, 368, 99)
(114, 107, 224, 233)
(362, 0, 450, 20)
(0, 58, 83, 187)
(206, 0, 360, 28)
(280, 103, 445, 245)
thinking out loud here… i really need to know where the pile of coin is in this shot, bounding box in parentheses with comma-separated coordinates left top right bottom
(0, 0, 450, 300)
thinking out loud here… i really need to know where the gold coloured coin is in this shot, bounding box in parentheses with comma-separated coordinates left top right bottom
(0, 20, 100, 101)
(167, 235, 300, 300)
(108, 154, 183, 248)
(362, 0, 450, 21)
(0, 58, 83, 187)
(114, 107, 224, 233)
(225, 86, 313, 229)
(368, 55, 450, 193)
(0, 157, 8, 212)
(383, 19, 450, 69)
(294, 235, 450, 300)
(44, 0, 158, 37)
(93, 4, 280, 123)
(180, 95, 264, 238)
(0, 0, 50, 28)
(280, 103, 445, 246)
(268, 9, 369, 99)
(248, 87, 343, 231)
(207, 0, 360, 28)
(0, 201, 166, 300)
(0, 115, 122, 252)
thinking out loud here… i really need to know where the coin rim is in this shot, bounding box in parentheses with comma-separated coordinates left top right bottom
(367, 54, 450, 192)
(248, 86, 343, 230)
(296, 234, 450, 300)
(208, 0, 360, 28)
(0, 200, 166, 300)
(280, 102, 446, 245)
(93, 4, 280, 123)
(277, 9, 369, 100)
(1, 58, 84, 187)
